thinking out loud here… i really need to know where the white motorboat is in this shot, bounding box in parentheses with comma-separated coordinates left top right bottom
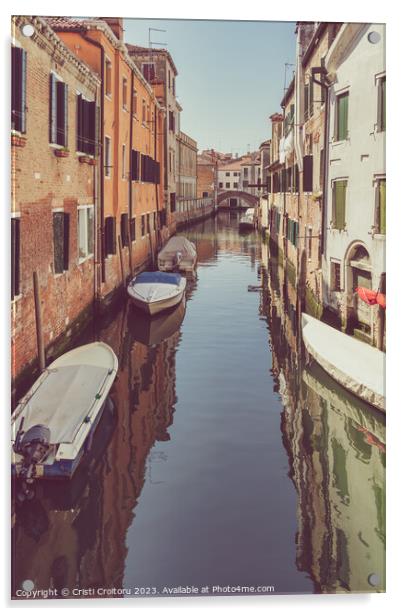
(301, 313, 385, 412)
(158, 236, 197, 272)
(11, 342, 118, 492)
(239, 208, 255, 231)
(127, 271, 187, 315)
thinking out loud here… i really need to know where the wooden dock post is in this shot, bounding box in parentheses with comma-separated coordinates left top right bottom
(33, 271, 46, 372)
(118, 235, 125, 285)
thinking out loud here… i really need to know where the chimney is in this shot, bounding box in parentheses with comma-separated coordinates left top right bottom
(99, 17, 124, 41)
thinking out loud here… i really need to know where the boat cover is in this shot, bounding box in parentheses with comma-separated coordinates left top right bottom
(302, 313, 385, 411)
(135, 271, 182, 285)
(16, 364, 111, 445)
(158, 237, 196, 260)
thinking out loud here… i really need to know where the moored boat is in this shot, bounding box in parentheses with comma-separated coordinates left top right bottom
(127, 271, 186, 315)
(11, 342, 118, 494)
(158, 236, 197, 272)
(301, 313, 385, 412)
(239, 208, 255, 231)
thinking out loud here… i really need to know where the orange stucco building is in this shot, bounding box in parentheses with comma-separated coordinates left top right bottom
(46, 17, 167, 304)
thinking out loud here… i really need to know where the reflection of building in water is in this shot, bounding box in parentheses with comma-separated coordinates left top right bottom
(262, 246, 385, 593)
(12, 306, 180, 596)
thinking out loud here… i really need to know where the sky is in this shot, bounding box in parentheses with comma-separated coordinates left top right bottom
(124, 18, 296, 156)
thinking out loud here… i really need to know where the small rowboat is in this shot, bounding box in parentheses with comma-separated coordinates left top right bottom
(239, 208, 255, 231)
(11, 342, 118, 496)
(127, 271, 186, 315)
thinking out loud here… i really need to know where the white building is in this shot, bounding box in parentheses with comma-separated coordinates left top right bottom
(322, 23, 385, 349)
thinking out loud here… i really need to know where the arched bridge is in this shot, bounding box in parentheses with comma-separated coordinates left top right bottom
(217, 190, 259, 208)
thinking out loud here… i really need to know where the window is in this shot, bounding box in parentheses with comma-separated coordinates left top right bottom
(141, 214, 146, 236)
(11, 46, 27, 133)
(332, 179, 347, 230)
(121, 213, 129, 246)
(244, 167, 248, 177)
(105, 216, 116, 255)
(78, 206, 94, 260)
(169, 110, 175, 132)
(375, 178, 386, 234)
(53, 212, 70, 273)
(11, 218, 20, 299)
(142, 63, 155, 82)
(202, 191, 209, 197)
(243, 180, 249, 188)
(172, 76, 175, 96)
(309, 79, 314, 117)
(130, 217, 136, 241)
(304, 83, 309, 121)
(133, 89, 137, 115)
(303, 155, 313, 192)
(142, 99, 146, 124)
(146, 213, 150, 234)
(336, 92, 349, 141)
(140, 154, 160, 183)
(105, 136, 111, 177)
(331, 261, 341, 291)
(131, 149, 140, 180)
(77, 95, 96, 155)
(170, 193, 176, 213)
(307, 227, 313, 260)
(234, 182, 238, 188)
(105, 58, 112, 97)
(219, 182, 223, 188)
(122, 145, 126, 179)
(168, 70, 171, 90)
(225, 172, 230, 177)
(226, 182, 230, 189)
(122, 77, 128, 109)
(49, 74, 68, 147)
(378, 76, 386, 132)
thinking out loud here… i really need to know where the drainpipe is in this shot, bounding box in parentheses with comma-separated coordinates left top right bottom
(83, 34, 106, 283)
(311, 61, 330, 257)
(128, 67, 134, 275)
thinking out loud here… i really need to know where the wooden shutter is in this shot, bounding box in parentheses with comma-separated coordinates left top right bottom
(131, 150, 140, 180)
(49, 73, 57, 143)
(309, 79, 314, 117)
(20, 49, 27, 133)
(333, 180, 347, 229)
(87, 101, 96, 155)
(53, 212, 64, 274)
(12, 47, 27, 133)
(304, 83, 309, 121)
(11, 218, 20, 299)
(121, 213, 129, 246)
(63, 213, 70, 270)
(105, 216, 116, 254)
(337, 93, 349, 140)
(77, 94, 83, 152)
(379, 180, 386, 234)
(303, 155, 313, 192)
(56, 81, 68, 147)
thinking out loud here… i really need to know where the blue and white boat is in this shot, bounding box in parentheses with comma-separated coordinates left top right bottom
(11, 342, 118, 494)
(127, 271, 187, 316)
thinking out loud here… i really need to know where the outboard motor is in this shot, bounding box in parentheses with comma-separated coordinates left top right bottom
(14, 419, 51, 502)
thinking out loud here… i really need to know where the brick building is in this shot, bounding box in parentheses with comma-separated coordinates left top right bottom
(11, 15, 100, 390)
(46, 17, 167, 303)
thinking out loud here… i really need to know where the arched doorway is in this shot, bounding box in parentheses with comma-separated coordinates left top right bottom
(345, 243, 372, 338)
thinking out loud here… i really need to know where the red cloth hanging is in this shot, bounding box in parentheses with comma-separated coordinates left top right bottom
(356, 287, 386, 308)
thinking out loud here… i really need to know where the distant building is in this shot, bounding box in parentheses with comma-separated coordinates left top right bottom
(176, 130, 197, 202)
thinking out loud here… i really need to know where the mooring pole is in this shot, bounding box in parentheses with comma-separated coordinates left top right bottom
(33, 271, 45, 372)
(118, 235, 125, 285)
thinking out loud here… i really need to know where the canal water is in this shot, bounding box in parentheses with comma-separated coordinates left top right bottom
(12, 211, 385, 597)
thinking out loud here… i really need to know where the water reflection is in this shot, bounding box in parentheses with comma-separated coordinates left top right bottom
(12, 212, 385, 597)
(261, 244, 386, 593)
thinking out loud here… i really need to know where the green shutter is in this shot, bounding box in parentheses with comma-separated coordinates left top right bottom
(337, 93, 349, 141)
(379, 179, 386, 234)
(334, 180, 347, 229)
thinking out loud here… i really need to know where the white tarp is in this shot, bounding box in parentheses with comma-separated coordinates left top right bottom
(302, 313, 385, 412)
(158, 236, 196, 260)
(19, 364, 109, 444)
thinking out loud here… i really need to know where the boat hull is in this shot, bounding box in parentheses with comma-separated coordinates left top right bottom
(130, 287, 185, 315)
(301, 313, 385, 412)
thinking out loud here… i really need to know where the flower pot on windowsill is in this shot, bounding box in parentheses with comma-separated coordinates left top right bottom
(55, 148, 70, 158)
(88, 158, 97, 166)
(11, 134, 27, 147)
(79, 155, 91, 164)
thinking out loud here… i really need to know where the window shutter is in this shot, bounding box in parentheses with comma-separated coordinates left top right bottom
(56, 81, 68, 147)
(337, 93, 349, 140)
(49, 73, 57, 143)
(303, 155, 313, 192)
(304, 83, 309, 121)
(121, 213, 129, 246)
(53, 212, 64, 274)
(12, 47, 27, 133)
(77, 94, 83, 152)
(379, 180, 386, 234)
(94, 105, 100, 156)
(11, 218, 20, 299)
(334, 181, 346, 229)
(309, 79, 314, 117)
(63, 213, 70, 270)
(87, 100, 96, 155)
(105, 216, 116, 255)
